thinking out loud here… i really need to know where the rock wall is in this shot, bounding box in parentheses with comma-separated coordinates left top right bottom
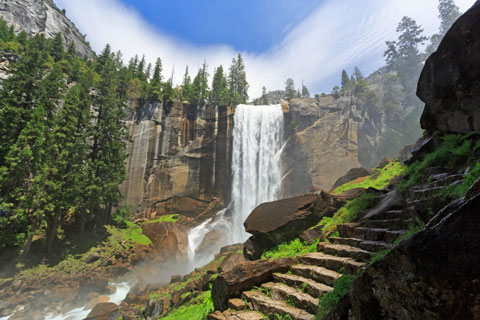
(120, 101, 234, 217)
(282, 71, 422, 195)
(0, 0, 94, 58)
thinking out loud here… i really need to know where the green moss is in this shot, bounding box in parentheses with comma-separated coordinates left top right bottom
(333, 161, 404, 195)
(145, 214, 181, 224)
(316, 275, 356, 319)
(261, 238, 319, 260)
(317, 193, 378, 235)
(369, 249, 391, 265)
(106, 224, 151, 246)
(160, 291, 213, 320)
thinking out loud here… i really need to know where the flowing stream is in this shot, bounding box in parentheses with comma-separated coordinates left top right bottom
(187, 104, 284, 261)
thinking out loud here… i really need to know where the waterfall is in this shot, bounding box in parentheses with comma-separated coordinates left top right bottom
(187, 104, 284, 262)
(231, 104, 284, 242)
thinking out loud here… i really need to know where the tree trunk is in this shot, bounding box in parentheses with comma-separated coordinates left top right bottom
(79, 207, 86, 240)
(46, 206, 62, 256)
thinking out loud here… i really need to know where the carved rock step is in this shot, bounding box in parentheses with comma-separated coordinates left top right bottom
(352, 227, 408, 243)
(328, 236, 361, 247)
(369, 209, 411, 221)
(262, 282, 319, 314)
(298, 252, 366, 275)
(360, 219, 415, 230)
(291, 264, 341, 286)
(272, 273, 333, 298)
(336, 223, 360, 238)
(358, 240, 394, 252)
(242, 291, 314, 320)
(317, 242, 372, 262)
(208, 309, 265, 320)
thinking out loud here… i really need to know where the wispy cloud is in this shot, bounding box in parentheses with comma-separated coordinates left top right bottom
(56, 0, 474, 99)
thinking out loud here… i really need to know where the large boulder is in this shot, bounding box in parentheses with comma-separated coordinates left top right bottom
(327, 191, 480, 319)
(211, 257, 297, 311)
(243, 192, 344, 259)
(85, 302, 119, 320)
(418, 2, 480, 134)
(141, 221, 189, 263)
(331, 167, 371, 191)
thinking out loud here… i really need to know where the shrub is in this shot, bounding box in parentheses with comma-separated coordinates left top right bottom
(262, 238, 319, 260)
(316, 275, 356, 319)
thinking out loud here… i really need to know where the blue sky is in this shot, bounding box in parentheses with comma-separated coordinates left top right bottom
(56, 0, 474, 99)
(119, 0, 322, 54)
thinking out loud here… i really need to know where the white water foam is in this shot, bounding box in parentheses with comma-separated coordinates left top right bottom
(231, 104, 284, 242)
(187, 104, 284, 262)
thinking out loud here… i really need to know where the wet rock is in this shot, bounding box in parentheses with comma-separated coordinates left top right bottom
(218, 253, 246, 273)
(143, 298, 163, 319)
(211, 257, 296, 311)
(141, 221, 189, 263)
(418, 2, 480, 134)
(195, 228, 228, 259)
(170, 275, 182, 283)
(84, 296, 110, 310)
(85, 254, 101, 264)
(85, 302, 119, 320)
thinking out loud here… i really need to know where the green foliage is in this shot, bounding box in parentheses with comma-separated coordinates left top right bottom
(145, 214, 181, 224)
(316, 275, 356, 319)
(318, 193, 379, 234)
(228, 53, 249, 105)
(161, 291, 214, 320)
(333, 161, 404, 194)
(398, 134, 479, 195)
(394, 223, 425, 245)
(211, 65, 230, 106)
(285, 78, 296, 100)
(274, 314, 294, 320)
(261, 238, 319, 260)
(369, 249, 391, 265)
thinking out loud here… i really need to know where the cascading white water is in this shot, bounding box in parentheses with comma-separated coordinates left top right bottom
(231, 104, 284, 242)
(187, 104, 284, 261)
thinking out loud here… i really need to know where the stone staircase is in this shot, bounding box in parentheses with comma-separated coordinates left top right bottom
(209, 209, 414, 320)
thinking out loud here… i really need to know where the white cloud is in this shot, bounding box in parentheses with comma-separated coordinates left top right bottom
(56, 0, 474, 99)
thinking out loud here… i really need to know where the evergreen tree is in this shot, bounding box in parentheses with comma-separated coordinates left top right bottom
(341, 69, 350, 90)
(228, 53, 249, 105)
(302, 85, 310, 98)
(149, 58, 163, 100)
(191, 61, 209, 106)
(261, 86, 268, 105)
(49, 33, 64, 62)
(426, 0, 461, 55)
(211, 66, 230, 106)
(284, 78, 296, 100)
(181, 66, 192, 102)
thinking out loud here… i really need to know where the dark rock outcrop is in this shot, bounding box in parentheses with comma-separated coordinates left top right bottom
(328, 191, 480, 319)
(141, 221, 189, 263)
(418, 1, 480, 134)
(85, 302, 120, 320)
(211, 257, 297, 311)
(243, 192, 344, 259)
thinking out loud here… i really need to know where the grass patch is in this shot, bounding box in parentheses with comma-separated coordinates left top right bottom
(261, 238, 319, 260)
(316, 274, 356, 319)
(274, 314, 294, 320)
(369, 249, 391, 265)
(145, 214, 181, 224)
(333, 161, 404, 194)
(317, 193, 379, 235)
(394, 223, 425, 245)
(398, 133, 480, 195)
(441, 161, 480, 199)
(106, 222, 151, 246)
(160, 290, 213, 320)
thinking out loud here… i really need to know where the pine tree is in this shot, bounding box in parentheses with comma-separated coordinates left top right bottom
(341, 69, 350, 90)
(302, 85, 310, 99)
(191, 61, 209, 106)
(262, 86, 268, 105)
(285, 78, 296, 100)
(228, 54, 249, 105)
(49, 33, 64, 62)
(181, 66, 192, 102)
(426, 0, 461, 55)
(149, 58, 163, 100)
(211, 66, 229, 106)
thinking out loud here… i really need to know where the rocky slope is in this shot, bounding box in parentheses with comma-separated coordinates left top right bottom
(0, 0, 94, 58)
(282, 71, 421, 195)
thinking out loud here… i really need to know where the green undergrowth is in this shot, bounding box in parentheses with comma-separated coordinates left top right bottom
(274, 314, 294, 320)
(145, 214, 181, 224)
(317, 193, 379, 235)
(333, 161, 404, 194)
(316, 274, 356, 319)
(261, 238, 320, 260)
(160, 290, 213, 320)
(442, 161, 480, 199)
(398, 133, 480, 195)
(106, 221, 151, 246)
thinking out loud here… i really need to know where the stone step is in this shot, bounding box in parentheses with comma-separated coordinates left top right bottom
(317, 242, 372, 262)
(228, 298, 248, 311)
(352, 227, 408, 243)
(298, 252, 366, 275)
(336, 223, 360, 238)
(360, 219, 415, 230)
(208, 309, 266, 320)
(370, 209, 411, 221)
(358, 240, 394, 252)
(262, 282, 319, 314)
(242, 291, 315, 320)
(291, 264, 341, 286)
(411, 186, 446, 200)
(273, 273, 333, 297)
(328, 236, 362, 247)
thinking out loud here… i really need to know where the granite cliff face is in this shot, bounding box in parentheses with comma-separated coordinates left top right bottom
(0, 0, 94, 58)
(282, 71, 421, 195)
(120, 101, 234, 217)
